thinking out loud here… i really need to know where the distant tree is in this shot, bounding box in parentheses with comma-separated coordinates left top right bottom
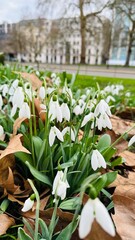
(113, 0, 135, 66)
(38, 0, 115, 64)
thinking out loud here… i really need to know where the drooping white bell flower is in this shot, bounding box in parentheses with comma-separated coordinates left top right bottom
(9, 79, 19, 95)
(39, 86, 46, 100)
(12, 87, 24, 108)
(52, 170, 70, 200)
(79, 198, 115, 239)
(49, 98, 62, 123)
(2, 84, 9, 97)
(96, 113, 112, 131)
(49, 126, 64, 146)
(0, 95, 3, 110)
(61, 103, 70, 121)
(81, 112, 94, 127)
(11, 104, 18, 118)
(24, 83, 33, 101)
(128, 135, 135, 147)
(106, 95, 115, 103)
(91, 149, 106, 171)
(94, 99, 111, 117)
(0, 125, 5, 141)
(62, 126, 75, 141)
(22, 197, 34, 212)
(73, 99, 86, 116)
(62, 85, 73, 99)
(19, 102, 31, 119)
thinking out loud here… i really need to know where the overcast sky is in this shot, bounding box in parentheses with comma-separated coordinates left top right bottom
(0, 0, 38, 23)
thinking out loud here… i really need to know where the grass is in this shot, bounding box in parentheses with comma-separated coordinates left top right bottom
(66, 74, 135, 93)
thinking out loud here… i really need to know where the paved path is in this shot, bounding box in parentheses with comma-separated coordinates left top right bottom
(37, 64, 135, 79)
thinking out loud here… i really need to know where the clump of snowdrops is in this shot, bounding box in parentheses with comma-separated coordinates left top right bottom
(0, 72, 131, 239)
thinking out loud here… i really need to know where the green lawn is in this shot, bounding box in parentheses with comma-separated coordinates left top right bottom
(66, 74, 135, 93)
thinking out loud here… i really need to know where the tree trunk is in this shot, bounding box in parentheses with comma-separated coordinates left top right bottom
(80, 0, 86, 64)
(125, 23, 135, 67)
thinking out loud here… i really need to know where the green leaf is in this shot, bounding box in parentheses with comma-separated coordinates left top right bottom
(26, 161, 52, 187)
(18, 227, 32, 240)
(104, 171, 117, 187)
(39, 218, 50, 240)
(15, 152, 33, 164)
(111, 156, 125, 167)
(59, 198, 80, 210)
(56, 220, 78, 240)
(32, 136, 43, 159)
(102, 147, 116, 161)
(0, 199, 10, 212)
(97, 134, 111, 151)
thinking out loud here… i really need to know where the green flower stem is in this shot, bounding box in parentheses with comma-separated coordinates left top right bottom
(28, 179, 40, 240)
(49, 199, 59, 238)
(32, 95, 37, 136)
(29, 109, 36, 167)
(103, 123, 135, 156)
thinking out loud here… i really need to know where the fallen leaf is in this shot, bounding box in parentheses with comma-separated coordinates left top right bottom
(0, 154, 15, 182)
(113, 194, 135, 240)
(0, 213, 15, 235)
(0, 134, 30, 160)
(111, 115, 135, 136)
(117, 107, 135, 120)
(16, 72, 42, 90)
(119, 151, 135, 167)
(13, 117, 27, 136)
(34, 98, 46, 121)
(110, 171, 135, 187)
(85, 220, 121, 240)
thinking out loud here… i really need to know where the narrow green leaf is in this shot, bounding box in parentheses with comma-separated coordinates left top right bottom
(26, 161, 52, 187)
(18, 227, 32, 240)
(97, 134, 111, 151)
(39, 218, 50, 240)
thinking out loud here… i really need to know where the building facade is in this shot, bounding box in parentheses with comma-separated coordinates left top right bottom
(0, 17, 108, 65)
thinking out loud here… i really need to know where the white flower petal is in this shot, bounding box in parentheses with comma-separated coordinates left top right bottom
(91, 150, 99, 171)
(128, 135, 135, 147)
(54, 126, 64, 142)
(19, 102, 31, 119)
(95, 198, 115, 237)
(79, 199, 94, 239)
(49, 127, 56, 147)
(22, 198, 34, 212)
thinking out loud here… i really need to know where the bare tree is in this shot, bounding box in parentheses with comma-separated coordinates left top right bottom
(38, 0, 115, 64)
(113, 0, 135, 66)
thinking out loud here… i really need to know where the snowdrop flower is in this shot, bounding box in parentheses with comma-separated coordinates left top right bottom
(62, 126, 75, 141)
(12, 87, 24, 108)
(94, 99, 111, 117)
(62, 85, 73, 99)
(19, 102, 31, 119)
(39, 86, 46, 100)
(9, 79, 19, 95)
(73, 99, 86, 116)
(91, 150, 106, 171)
(22, 197, 34, 212)
(0, 125, 5, 141)
(52, 170, 70, 200)
(0, 95, 3, 110)
(40, 103, 47, 113)
(81, 112, 94, 127)
(128, 135, 135, 147)
(49, 98, 62, 122)
(24, 83, 33, 101)
(79, 198, 115, 239)
(106, 95, 115, 103)
(11, 104, 17, 118)
(61, 102, 70, 121)
(2, 84, 9, 97)
(96, 113, 112, 131)
(49, 126, 64, 146)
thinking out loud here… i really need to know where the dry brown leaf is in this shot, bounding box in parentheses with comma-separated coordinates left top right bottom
(13, 117, 27, 136)
(117, 107, 135, 120)
(15, 71, 42, 90)
(0, 134, 30, 160)
(110, 171, 135, 187)
(119, 150, 135, 167)
(34, 98, 46, 121)
(113, 194, 135, 240)
(106, 130, 128, 154)
(0, 213, 15, 235)
(85, 220, 121, 240)
(111, 115, 135, 136)
(114, 184, 135, 200)
(0, 154, 15, 182)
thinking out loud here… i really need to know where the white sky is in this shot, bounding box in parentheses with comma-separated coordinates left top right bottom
(0, 0, 112, 23)
(0, 0, 38, 23)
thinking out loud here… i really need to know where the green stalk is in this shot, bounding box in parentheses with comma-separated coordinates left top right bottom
(49, 199, 59, 238)
(28, 179, 40, 240)
(32, 95, 37, 136)
(29, 102, 36, 167)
